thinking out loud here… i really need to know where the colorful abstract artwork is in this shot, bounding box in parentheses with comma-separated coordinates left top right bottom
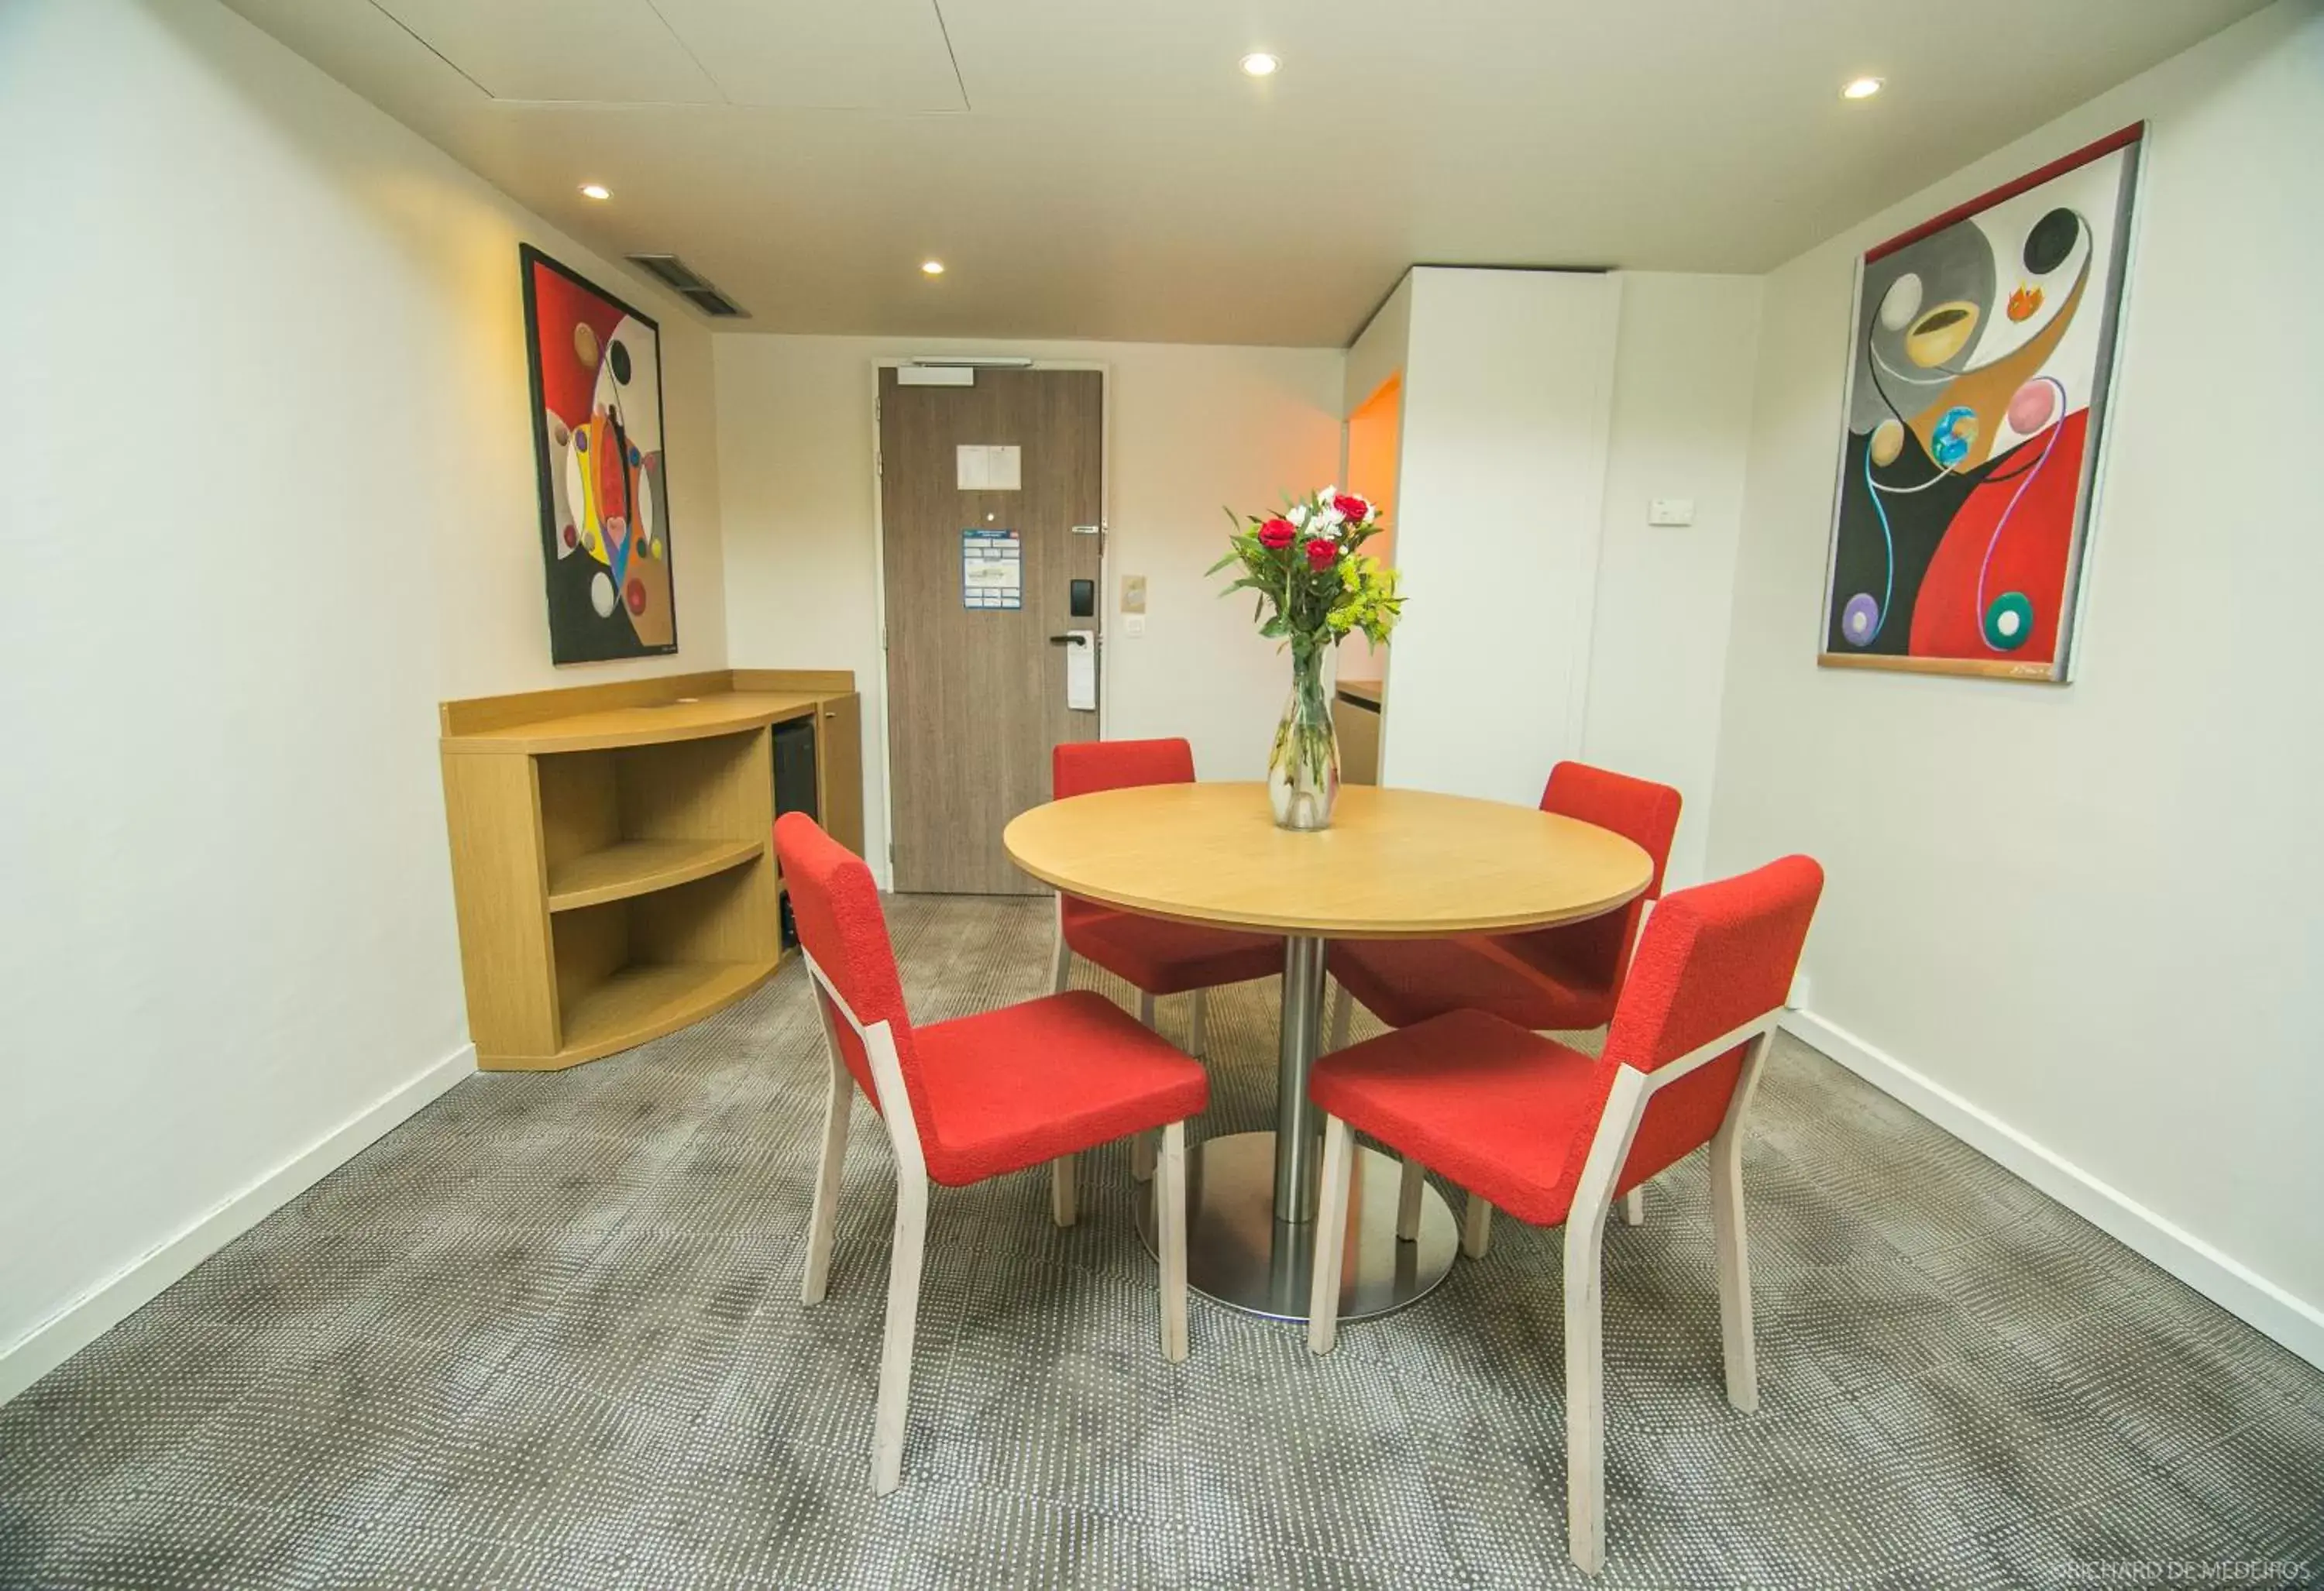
(1820, 125, 2141, 682)
(521, 246, 676, 664)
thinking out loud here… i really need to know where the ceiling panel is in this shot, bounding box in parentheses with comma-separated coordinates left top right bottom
(223, 0, 2272, 343)
(373, 0, 717, 104)
(649, 0, 964, 111)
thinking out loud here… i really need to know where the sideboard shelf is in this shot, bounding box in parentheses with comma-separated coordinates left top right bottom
(555, 958, 778, 1067)
(438, 668, 861, 1071)
(546, 836, 765, 913)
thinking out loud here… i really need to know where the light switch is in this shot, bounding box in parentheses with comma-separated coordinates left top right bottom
(1120, 574, 1147, 614)
(1122, 615, 1147, 638)
(1648, 497, 1696, 527)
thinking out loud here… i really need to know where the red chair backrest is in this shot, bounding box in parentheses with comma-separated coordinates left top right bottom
(1050, 738, 1197, 926)
(1544, 855, 1824, 1209)
(1504, 761, 1683, 991)
(773, 813, 930, 1126)
(1053, 737, 1196, 799)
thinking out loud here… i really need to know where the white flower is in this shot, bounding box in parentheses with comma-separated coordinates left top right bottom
(1289, 503, 1309, 527)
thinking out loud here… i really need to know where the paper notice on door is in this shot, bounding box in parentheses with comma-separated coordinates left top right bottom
(1064, 629, 1098, 710)
(961, 528, 1022, 610)
(956, 445, 1022, 491)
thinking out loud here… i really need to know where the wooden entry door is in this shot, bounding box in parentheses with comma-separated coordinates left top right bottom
(880, 366, 1103, 894)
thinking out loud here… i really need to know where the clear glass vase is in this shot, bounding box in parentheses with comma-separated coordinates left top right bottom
(1267, 647, 1340, 831)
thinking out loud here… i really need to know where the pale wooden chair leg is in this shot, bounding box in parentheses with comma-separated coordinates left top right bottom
(803, 1030, 852, 1305)
(1395, 1156, 1426, 1242)
(1307, 1115, 1355, 1355)
(1710, 1112, 1759, 1414)
(1329, 981, 1353, 1051)
(1157, 1122, 1190, 1362)
(1564, 1207, 1609, 1574)
(1050, 1155, 1077, 1228)
(1188, 989, 1208, 1058)
(1621, 1186, 1645, 1227)
(871, 1173, 930, 1495)
(1130, 991, 1160, 1183)
(1710, 1031, 1772, 1415)
(1050, 933, 1072, 995)
(1460, 1193, 1494, 1259)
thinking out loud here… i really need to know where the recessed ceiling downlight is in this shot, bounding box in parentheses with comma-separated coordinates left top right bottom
(921, 259, 946, 277)
(1842, 77, 1884, 100)
(1240, 52, 1280, 77)
(579, 182, 612, 200)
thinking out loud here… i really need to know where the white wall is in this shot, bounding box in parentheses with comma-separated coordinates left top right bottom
(1707, 0, 2324, 1360)
(714, 335, 1344, 880)
(1581, 273, 1763, 888)
(1343, 273, 1411, 418)
(0, 0, 727, 1397)
(1339, 274, 1412, 686)
(1380, 269, 1621, 806)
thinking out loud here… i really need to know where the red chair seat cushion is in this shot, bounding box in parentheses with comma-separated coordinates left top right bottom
(1064, 908, 1281, 997)
(1308, 1009, 1614, 1228)
(914, 991, 1208, 1186)
(1331, 936, 1617, 1033)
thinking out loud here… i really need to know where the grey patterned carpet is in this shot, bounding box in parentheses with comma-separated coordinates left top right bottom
(3, 894, 2320, 1589)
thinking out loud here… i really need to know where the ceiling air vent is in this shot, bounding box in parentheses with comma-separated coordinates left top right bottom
(625, 253, 749, 319)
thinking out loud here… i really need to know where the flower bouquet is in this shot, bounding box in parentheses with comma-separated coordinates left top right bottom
(1211, 487, 1402, 830)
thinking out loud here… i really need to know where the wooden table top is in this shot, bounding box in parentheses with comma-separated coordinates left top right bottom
(1002, 782, 1652, 940)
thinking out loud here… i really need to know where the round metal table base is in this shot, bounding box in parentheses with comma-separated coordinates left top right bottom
(1133, 1131, 1459, 1323)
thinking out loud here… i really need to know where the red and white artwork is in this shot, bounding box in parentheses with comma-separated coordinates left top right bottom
(1820, 125, 2141, 682)
(522, 246, 676, 663)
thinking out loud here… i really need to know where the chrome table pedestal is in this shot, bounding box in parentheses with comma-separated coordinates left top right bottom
(1133, 935, 1459, 1321)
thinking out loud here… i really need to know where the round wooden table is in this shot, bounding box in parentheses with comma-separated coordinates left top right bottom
(1003, 782, 1652, 1321)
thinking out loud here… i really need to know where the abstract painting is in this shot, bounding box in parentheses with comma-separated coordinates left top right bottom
(521, 246, 677, 664)
(1820, 125, 2141, 682)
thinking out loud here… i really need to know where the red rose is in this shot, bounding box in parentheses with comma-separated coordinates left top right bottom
(1257, 517, 1296, 550)
(1304, 537, 1339, 570)
(1332, 493, 1370, 523)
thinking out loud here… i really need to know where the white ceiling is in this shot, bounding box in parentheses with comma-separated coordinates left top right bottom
(223, 0, 2262, 345)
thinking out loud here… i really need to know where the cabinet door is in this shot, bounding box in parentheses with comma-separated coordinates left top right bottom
(815, 692, 865, 857)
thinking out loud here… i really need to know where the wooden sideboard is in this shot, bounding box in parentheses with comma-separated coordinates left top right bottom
(438, 668, 862, 1071)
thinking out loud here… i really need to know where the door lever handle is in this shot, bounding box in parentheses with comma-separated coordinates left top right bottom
(1047, 633, 1088, 646)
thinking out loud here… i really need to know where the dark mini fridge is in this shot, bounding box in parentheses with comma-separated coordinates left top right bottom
(772, 717, 818, 948)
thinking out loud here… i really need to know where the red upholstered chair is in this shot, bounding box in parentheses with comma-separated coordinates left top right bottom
(1304, 855, 1822, 1572)
(775, 813, 1208, 1494)
(1051, 738, 1282, 1179)
(1327, 761, 1681, 1244)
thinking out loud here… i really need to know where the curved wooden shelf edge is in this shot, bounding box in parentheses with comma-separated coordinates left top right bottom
(478, 957, 783, 1072)
(545, 837, 767, 913)
(440, 692, 822, 756)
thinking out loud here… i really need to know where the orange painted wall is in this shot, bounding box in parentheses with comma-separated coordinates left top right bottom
(1341, 374, 1401, 685)
(1345, 374, 1401, 570)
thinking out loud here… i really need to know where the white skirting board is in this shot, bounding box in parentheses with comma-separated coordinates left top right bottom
(1781, 1008, 2324, 1373)
(0, 1043, 477, 1407)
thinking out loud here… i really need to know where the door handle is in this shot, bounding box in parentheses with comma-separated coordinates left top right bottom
(1047, 633, 1088, 646)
